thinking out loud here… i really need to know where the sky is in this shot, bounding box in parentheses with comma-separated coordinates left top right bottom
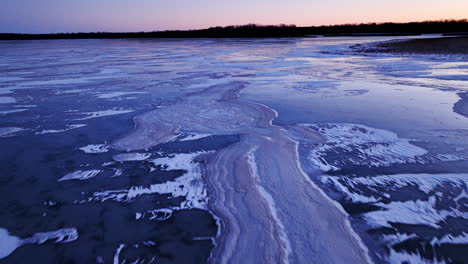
(1, 0, 467, 33)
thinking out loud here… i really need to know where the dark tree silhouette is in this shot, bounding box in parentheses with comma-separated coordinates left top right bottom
(1, 20, 467, 40)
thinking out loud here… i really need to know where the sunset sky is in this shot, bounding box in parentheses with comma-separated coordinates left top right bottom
(1, 0, 467, 33)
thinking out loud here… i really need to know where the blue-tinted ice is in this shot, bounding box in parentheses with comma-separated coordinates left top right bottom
(0, 37, 467, 264)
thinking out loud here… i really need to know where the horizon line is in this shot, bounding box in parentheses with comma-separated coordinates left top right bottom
(2, 18, 466, 35)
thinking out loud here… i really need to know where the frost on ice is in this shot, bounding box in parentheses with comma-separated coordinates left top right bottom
(304, 123, 428, 171)
(91, 152, 210, 221)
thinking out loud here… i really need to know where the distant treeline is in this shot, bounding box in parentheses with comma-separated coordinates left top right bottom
(1, 19, 467, 40)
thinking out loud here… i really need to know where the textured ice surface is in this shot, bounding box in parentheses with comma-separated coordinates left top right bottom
(322, 173, 468, 263)
(96, 92, 146, 99)
(18, 78, 91, 86)
(75, 108, 133, 120)
(322, 173, 467, 227)
(0, 227, 78, 259)
(35, 124, 87, 135)
(178, 133, 212, 141)
(0, 127, 24, 137)
(387, 249, 445, 264)
(24, 228, 78, 244)
(322, 172, 468, 264)
(58, 170, 101, 181)
(246, 147, 292, 261)
(0, 77, 25, 82)
(113, 244, 125, 264)
(1, 37, 467, 263)
(364, 196, 464, 228)
(113, 153, 152, 162)
(136, 208, 173, 221)
(93, 152, 208, 210)
(0, 97, 16, 104)
(323, 173, 468, 200)
(0, 228, 22, 259)
(0, 109, 27, 115)
(433, 233, 468, 245)
(305, 123, 428, 171)
(436, 153, 466, 161)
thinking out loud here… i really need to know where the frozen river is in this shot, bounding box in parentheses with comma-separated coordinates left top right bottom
(0, 37, 467, 263)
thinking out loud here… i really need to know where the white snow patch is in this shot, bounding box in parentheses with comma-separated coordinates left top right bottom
(113, 153, 152, 162)
(79, 144, 109, 154)
(151, 152, 202, 171)
(92, 152, 209, 212)
(381, 233, 418, 245)
(135, 213, 142, 220)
